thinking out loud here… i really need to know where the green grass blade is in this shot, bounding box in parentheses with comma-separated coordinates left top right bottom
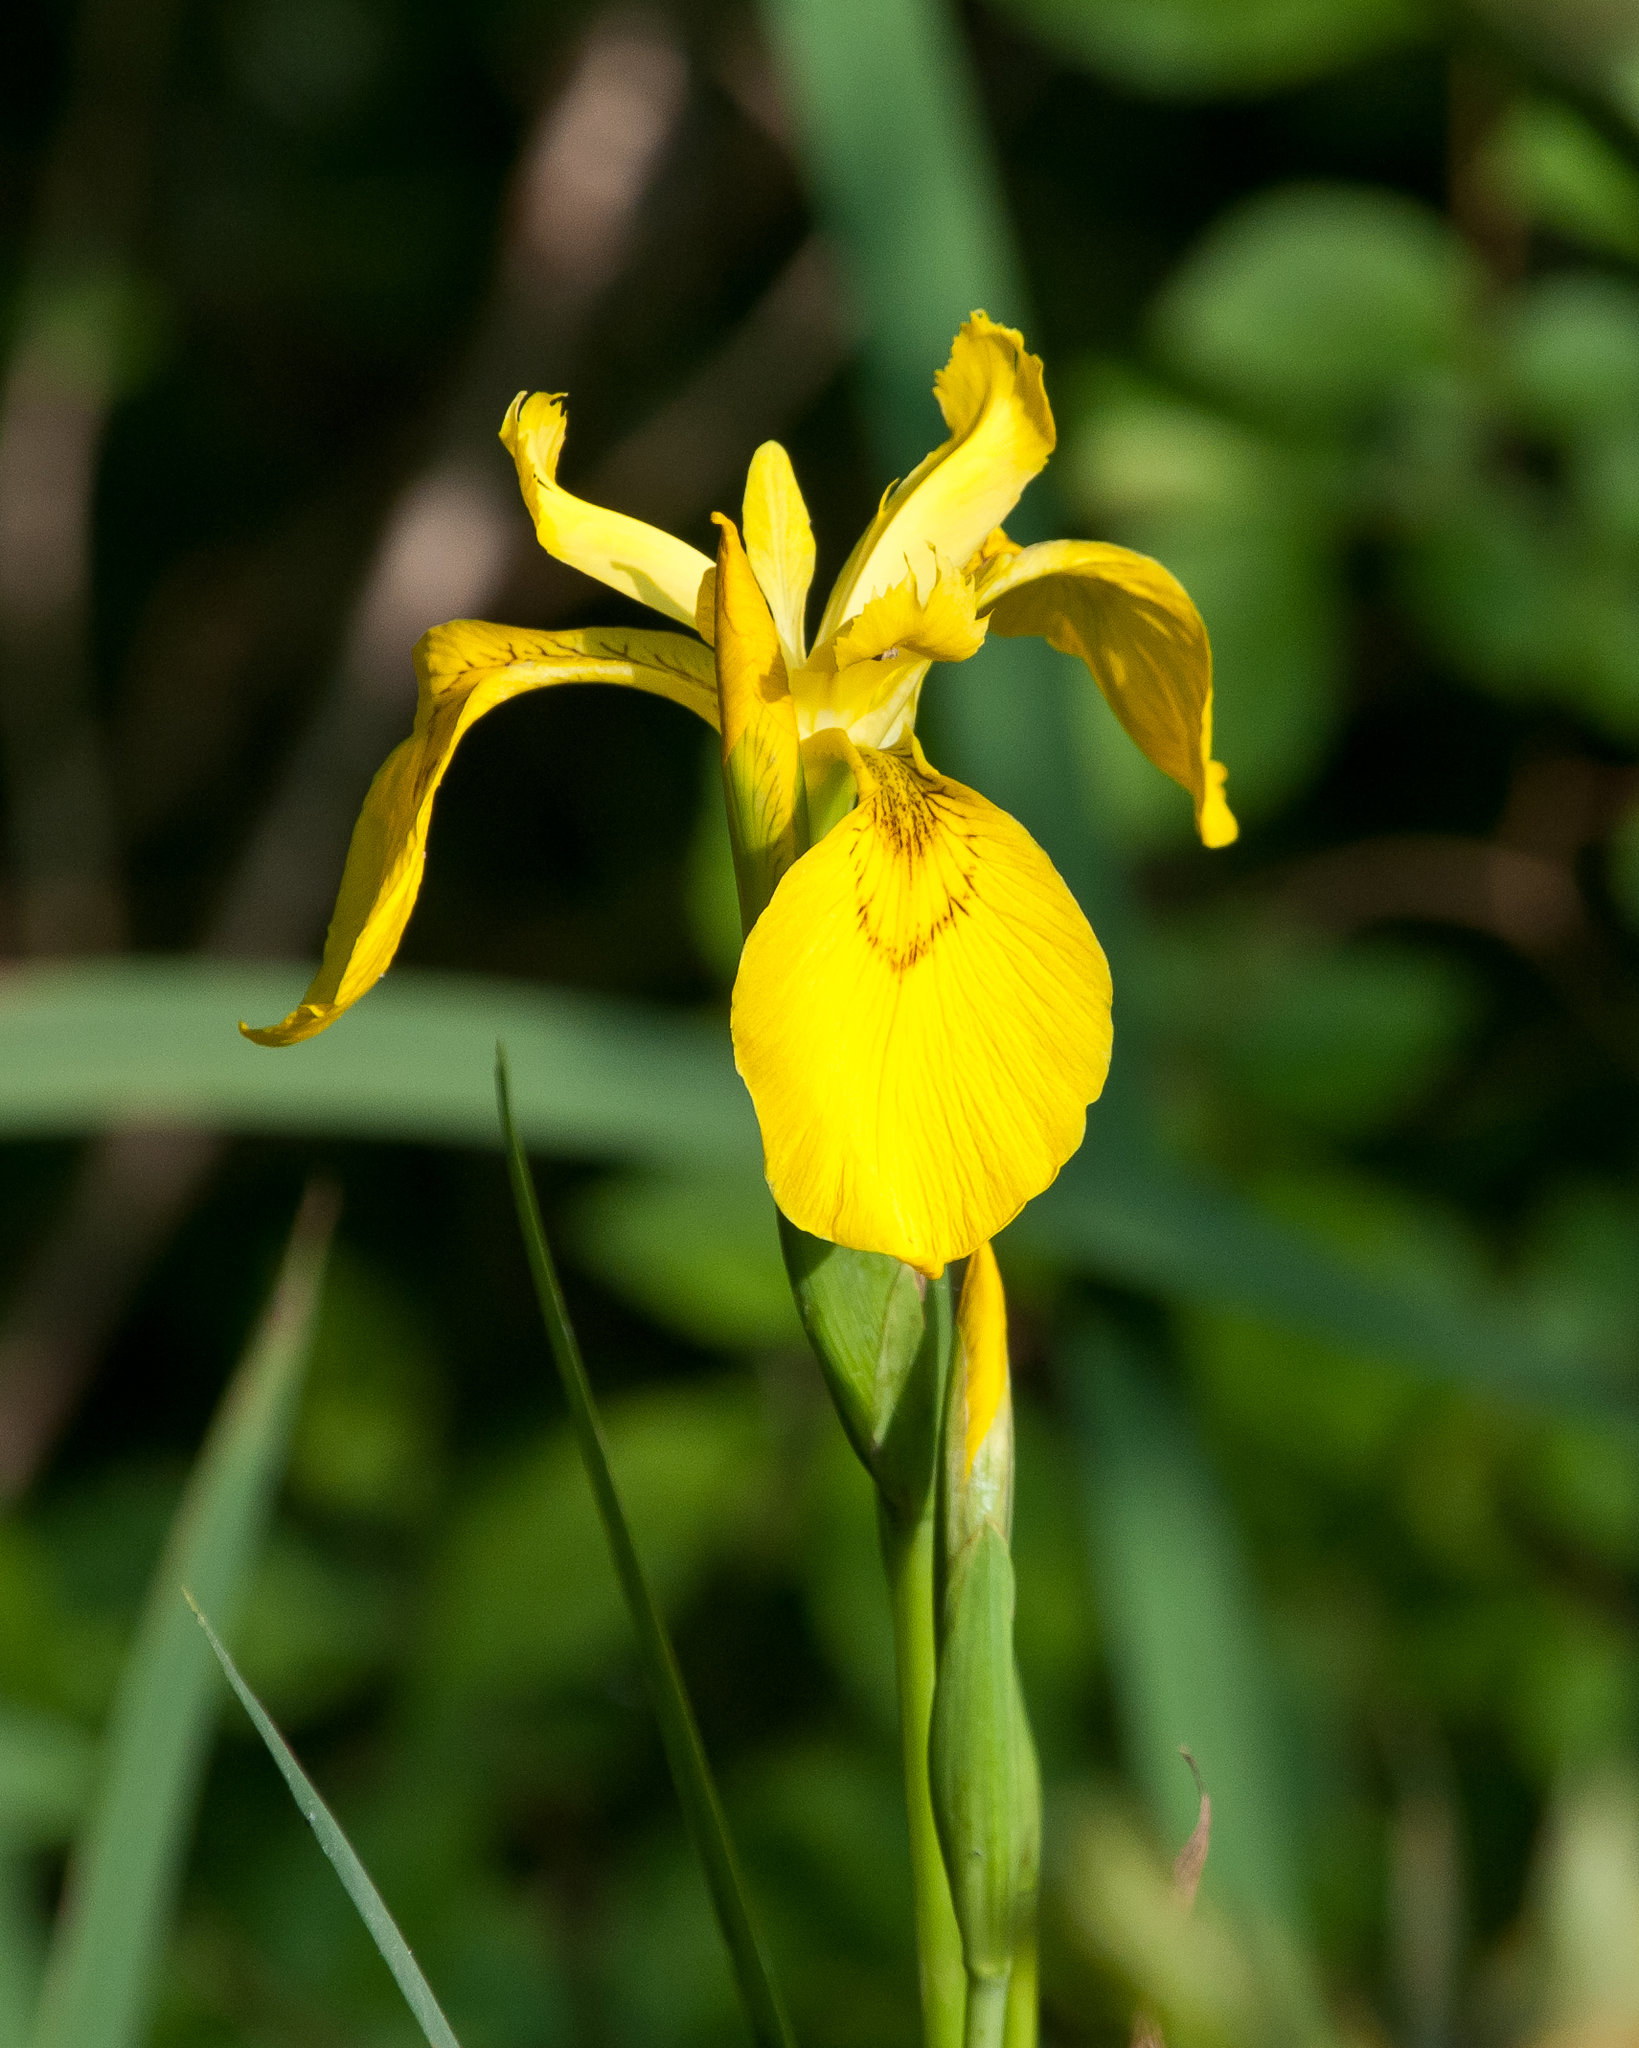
(186, 1596, 461, 2048)
(760, 0, 1022, 466)
(30, 1184, 337, 2048)
(496, 1048, 797, 2048)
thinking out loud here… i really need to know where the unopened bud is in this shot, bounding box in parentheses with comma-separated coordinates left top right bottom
(929, 1245, 1040, 2038)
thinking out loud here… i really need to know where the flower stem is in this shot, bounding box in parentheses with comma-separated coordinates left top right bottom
(963, 1973, 1010, 2048)
(881, 1497, 966, 2048)
(1003, 1931, 1037, 2048)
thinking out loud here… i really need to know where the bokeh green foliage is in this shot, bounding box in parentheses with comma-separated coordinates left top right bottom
(5, 0, 1639, 2042)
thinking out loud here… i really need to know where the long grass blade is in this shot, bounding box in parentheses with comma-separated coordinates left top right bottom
(30, 1182, 337, 2048)
(187, 1595, 461, 2048)
(0, 958, 755, 1165)
(496, 1047, 796, 2048)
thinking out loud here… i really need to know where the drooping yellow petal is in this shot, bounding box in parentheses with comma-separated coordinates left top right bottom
(731, 736, 1112, 1274)
(242, 621, 717, 1046)
(714, 514, 807, 932)
(815, 314, 1054, 642)
(958, 1242, 1009, 1476)
(742, 441, 815, 668)
(795, 562, 986, 751)
(977, 539, 1238, 848)
(501, 392, 714, 631)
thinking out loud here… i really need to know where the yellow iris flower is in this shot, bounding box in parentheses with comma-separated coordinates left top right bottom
(246, 313, 1235, 1276)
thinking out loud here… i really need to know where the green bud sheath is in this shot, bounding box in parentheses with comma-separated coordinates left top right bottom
(780, 1218, 951, 1523)
(929, 1247, 1041, 2048)
(929, 1525, 1041, 1989)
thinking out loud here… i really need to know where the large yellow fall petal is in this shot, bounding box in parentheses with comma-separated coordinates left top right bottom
(731, 737, 1111, 1274)
(742, 441, 815, 669)
(958, 1241, 1009, 1476)
(242, 621, 718, 1046)
(815, 314, 1055, 642)
(501, 392, 714, 630)
(978, 539, 1237, 847)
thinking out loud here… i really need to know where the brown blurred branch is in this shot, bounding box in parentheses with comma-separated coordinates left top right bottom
(0, 0, 188, 955)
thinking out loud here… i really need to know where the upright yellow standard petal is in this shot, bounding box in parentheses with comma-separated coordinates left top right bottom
(731, 736, 1112, 1274)
(501, 393, 714, 630)
(714, 515, 807, 932)
(242, 621, 717, 1046)
(816, 314, 1055, 642)
(957, 1242, 1009, 1476)
(978, 539, 1238, 847)
(742, 441, 815, 668)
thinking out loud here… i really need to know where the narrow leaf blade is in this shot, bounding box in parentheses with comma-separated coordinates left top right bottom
(187, 1597, 461, 2048)
(496, 1048, 796, 2048)
(30, 1185, 337, 2048)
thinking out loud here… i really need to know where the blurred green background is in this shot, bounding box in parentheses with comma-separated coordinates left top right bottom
(6, 0, 1639, 2041)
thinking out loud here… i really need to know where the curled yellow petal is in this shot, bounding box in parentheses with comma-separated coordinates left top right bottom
(742, 441, 815, 668)
(958, 1241, 1009, 1476)
(978, 539, 1237, 848)
(714, 514, 807, 931)
(242, 621, 717, 1046)
(730, 736, 1112, 1274)
(500, 392, 714, 631)
(816, 314, 1055, 642)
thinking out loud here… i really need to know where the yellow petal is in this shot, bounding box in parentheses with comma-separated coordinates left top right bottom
(501, 392, 713, 631)
(796, 562, 986, 751)
(714, 514, 807, 931)
(242, 621, 717, 1046)
(816, 314, 1054, 643)
(958, 1241, 1009, 1475)
(978, 539, 1238, 848)
(742, 441, 815, 668)
(730, 736, 1111, 1274)
(829, 560, 987, 667)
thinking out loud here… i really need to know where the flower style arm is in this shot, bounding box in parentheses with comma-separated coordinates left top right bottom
(242, 621, 717, 1046)
(976, 538, 1238, 848)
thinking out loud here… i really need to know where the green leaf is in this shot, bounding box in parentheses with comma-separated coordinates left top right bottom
(1490, 99, 1639, 265)
(758, 0, 1024, 473)
(1153, 184, 1476, 427)
(186, 1596, 462, 2048)
(496, 1049, 797, 2048)
(30, 1186, 336, 2048)
(427, 1379, 774, 1701)
(0, 958, 755, 1164)
(983, 0, 1428, 97)
(1023, 1154, 1628, 1415)
(571, 1169, 803, 1350)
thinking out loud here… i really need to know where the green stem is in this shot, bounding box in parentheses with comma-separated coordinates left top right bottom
(1003, 1931, 1037, 2048)
(881, 1498, 966, 2048)
(963, 1973, 1009, 2048)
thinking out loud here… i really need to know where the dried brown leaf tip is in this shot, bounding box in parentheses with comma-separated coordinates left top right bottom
(1128, 1748, 1213, 2048)
(1172, 1748, 1212, 1910)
